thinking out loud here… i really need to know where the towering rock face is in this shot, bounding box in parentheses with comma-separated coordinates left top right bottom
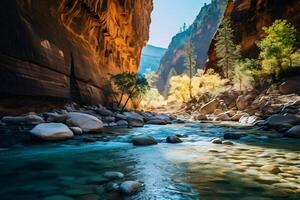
(139, 44, 166, 74)
(205, 0, 300, 73)
(0, 0, 152, 113)
(156, 0, 227, 93)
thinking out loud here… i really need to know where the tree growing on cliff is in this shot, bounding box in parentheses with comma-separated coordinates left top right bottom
(184, 40, 197, 99)
(257, 19, 298, 80)
(215, 18, 240, 79)
(111, 72, 150, 111)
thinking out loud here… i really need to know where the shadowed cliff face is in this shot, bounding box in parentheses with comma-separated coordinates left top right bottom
(0, 0, 152, 114)
(156, 0, 227, 94)
(204, 0, 300, 74)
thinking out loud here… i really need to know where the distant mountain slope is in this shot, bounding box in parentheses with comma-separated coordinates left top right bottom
(156, 0, 227, 93)
(139, 45, 167, 74)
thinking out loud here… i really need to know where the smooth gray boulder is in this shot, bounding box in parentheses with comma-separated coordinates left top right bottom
(284, 125, 300, 138)
(132, 135, 157, 146)
(265, 115, 300, 129)
(123, 112, 144, 127)
(119, 181, 144, 195)
(166, 135, 183, 143)
(69, 127, 83, 135)
(30, 123, 73, 141)
(66, 112, 103, 133)
(116, 120, 128, 127)
(2, 114, 44, 125)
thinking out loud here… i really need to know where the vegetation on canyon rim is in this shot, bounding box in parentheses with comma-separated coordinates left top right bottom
(141, 19, 300, 108)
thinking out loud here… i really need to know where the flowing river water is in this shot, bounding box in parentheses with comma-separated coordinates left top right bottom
(0, 122, 299, 200)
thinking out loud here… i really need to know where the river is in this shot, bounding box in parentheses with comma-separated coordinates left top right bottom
(0, 122, 299, 200)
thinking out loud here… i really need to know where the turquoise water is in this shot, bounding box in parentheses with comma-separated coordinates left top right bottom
(0, 123, 299, 200)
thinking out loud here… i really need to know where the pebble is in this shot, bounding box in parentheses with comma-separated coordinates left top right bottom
(119, 181, 144, 195)
(103, 171, 124, 180)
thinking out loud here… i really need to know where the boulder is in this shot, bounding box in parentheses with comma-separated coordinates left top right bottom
(146, 119, 167, 125)
(239, 115, 259, 125)
(119, 181, 144, 195)
(103, 171, 124, 180)
(45, 112, 67, 123)
(166, 135, 183, 144)
(123, 112, 144, 127)
(30, 123, 73, 141)
(195, 114, 208, 121)
(102, 116, 115, 123)
(264, 115, 300, 129)
(284, 125, 300, 138)
(148, 114, 171, 124)
(224, 110, 236, 117)
(231, 113, 247, 121)
(115, 113, 128, 120)
(132, 135, 157, 146)
(211, 138, 222, 144)
(66, 112, 103, 133)
(279, 79, 300, 94)
(213, 109, 223, 115)
(199, 99, 220, 115)
(214, 113, 230, 121)
(2, 114, 44, 125)
(96, 106, 113, 116)
(261, 165, 281, 174)
(236, 95, 249, 110)
(222, 141, 234, 145)
(69, 127, 83, 135)
(116, 120, 128, 127)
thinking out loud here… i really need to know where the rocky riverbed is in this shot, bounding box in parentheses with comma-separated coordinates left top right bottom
(0, 120, 300, 200)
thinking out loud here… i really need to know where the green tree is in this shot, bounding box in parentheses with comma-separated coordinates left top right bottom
(215, 18, 240, 79)
(257, 19, 298, 80)
(184, 40, 197, 99)
(111, 72, 150, 111)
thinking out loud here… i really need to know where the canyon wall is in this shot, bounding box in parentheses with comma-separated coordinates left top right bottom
(204, 0, 300, 73)
(156, 0, 227, 94)
(0, 0, 152, 114)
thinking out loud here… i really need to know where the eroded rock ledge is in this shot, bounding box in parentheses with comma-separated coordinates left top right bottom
(0, 0, 152, 115)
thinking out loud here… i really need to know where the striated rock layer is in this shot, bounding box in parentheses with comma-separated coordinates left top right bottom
(204, 0, 300, 73)
(0, 0, 152, 114)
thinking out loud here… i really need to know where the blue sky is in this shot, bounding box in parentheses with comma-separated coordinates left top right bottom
(149, 0, 211, 48)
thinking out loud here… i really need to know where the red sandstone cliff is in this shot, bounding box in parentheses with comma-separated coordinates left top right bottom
(204, 0, 300, 73)
(0, 0, 152, 113)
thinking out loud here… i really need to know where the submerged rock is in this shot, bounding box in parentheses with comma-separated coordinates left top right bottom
(66, 112, 103, 133)
(2, 114, 44, 125)
(132, 135, 157, 146)
(103, 171, 124, 180)
(166, 135, 183, 144)
(30, 123, 73, 141)
(284, 125, 300, 138)
(119, 181, 144, 195)
(261, 165, 281, 174)
(211, 138, 222, 144)
(222, 141, 234, 145)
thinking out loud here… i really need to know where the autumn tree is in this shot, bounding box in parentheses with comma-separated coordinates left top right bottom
(215, 18, 240, 79)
